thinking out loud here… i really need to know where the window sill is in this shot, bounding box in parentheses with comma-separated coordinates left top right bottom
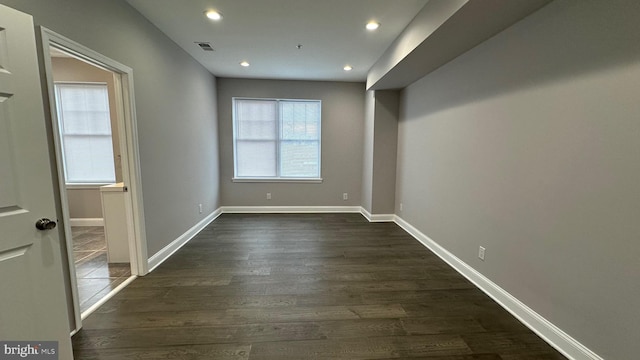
(232, 178, 323, 184)
(66, 183, 114, 190)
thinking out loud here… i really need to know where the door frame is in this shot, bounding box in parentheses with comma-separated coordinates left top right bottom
(37, 27, 149, 332)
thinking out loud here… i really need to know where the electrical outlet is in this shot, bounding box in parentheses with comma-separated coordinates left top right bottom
(399, 203, 403, 211)
(266, 192, 271, 200)
(478, 246, 486, 261)
(343, 193, 348, 201)
(198, 203, 203, 214)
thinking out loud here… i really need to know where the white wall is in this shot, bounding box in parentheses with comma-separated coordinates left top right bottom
(217, 78, 365, 207)
(1, 0, 221, 256)
(395, 0, 640, 358)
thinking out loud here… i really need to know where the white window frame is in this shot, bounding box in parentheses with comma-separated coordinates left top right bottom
(232, 97, 322, 182)
(54, 81, 116, 186)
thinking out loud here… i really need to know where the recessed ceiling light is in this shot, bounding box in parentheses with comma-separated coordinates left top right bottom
(366, 21, 380, 31)
(240, 61, 250, 67)
(205, 10, 222, 20)
(343, 65, 353, 71)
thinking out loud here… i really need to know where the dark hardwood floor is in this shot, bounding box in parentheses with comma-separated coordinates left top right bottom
(72, 213, 566, 359)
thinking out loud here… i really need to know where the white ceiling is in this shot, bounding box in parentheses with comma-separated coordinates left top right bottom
(125, 0, 429, 82)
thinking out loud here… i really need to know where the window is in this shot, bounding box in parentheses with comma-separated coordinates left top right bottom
(233, 98, 321, 180)
(55, 83, 116, 184)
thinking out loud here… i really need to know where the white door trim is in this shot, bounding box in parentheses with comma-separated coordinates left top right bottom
(37, 27, 148, 332)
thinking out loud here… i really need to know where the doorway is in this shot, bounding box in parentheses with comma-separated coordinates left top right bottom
(50, 50, 132, 314)
(39, 28, 148, 332)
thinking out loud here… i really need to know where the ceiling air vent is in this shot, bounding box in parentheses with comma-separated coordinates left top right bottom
(196, 42, 214, 51)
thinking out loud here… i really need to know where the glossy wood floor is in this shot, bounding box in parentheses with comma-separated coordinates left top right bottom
(72, 227, 131, 313)
(73, 214, 565, 359)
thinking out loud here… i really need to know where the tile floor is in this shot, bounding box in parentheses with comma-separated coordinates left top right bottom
(72, 226, 131, 313)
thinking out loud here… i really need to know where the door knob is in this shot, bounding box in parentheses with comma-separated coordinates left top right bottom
(35, 218, 57, 231)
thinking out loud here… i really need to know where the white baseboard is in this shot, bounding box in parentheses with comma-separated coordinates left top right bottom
(393, 216, 602, 360)
(69, 218, 104, 227)
(360, 207, 395, 222)
(81, 275, 137, 320)
(221, 206, 362, 214)
(147, 208, 222, 272)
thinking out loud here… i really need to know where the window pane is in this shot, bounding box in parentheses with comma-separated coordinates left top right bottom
(280, 140, 319, 177)
(281, 101, 320, 140)
(236, 100, 276, 140)
(58, 85, 109, 112)
(61, 111, 111, 135)
(236, 140, 277, 177)
(63, 135, 115, 183)
(235, 100, 278, 177)
(55, 83, 115, 183)
(58, 85, 112, 135)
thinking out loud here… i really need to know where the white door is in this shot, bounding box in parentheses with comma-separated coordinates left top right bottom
(0, 4, 73, 359)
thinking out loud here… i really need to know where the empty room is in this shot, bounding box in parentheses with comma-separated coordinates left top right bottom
(0, 0, 637, 359)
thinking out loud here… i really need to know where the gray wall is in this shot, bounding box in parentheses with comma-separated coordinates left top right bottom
(362, 90, 400, 215)
(1, 0, 220, 256)
(361, 91, 375, 212)
(395, 0, 640, 358)
(217, 78, 365, 206)
(370, 90, 399, 214)
(65, 189, 102, 219)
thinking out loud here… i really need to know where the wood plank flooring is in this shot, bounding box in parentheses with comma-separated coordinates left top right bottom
(72, 213, 566, 359)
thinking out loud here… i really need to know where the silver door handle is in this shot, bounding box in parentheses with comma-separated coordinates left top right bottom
(35, 218, 57, 231)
